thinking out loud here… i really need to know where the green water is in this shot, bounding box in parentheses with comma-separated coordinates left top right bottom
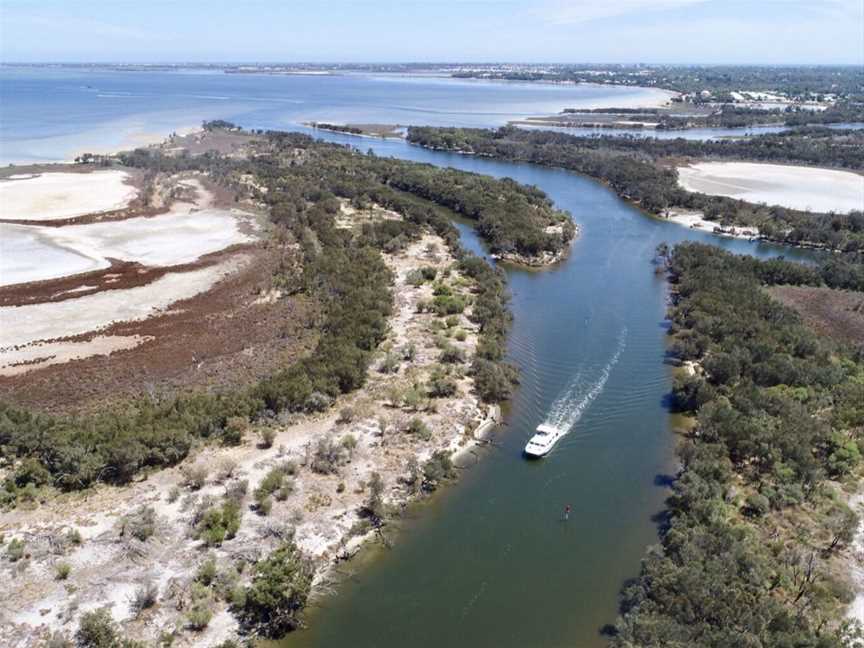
(279, 137, 820, 648)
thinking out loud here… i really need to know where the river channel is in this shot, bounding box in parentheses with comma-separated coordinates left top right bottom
(274, 132, 820, 648)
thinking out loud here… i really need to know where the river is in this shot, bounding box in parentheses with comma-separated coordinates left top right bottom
(269, 132, 819, 648)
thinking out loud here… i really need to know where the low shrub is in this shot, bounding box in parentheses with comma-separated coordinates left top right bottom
(75, 608, 118, 648)
(121, 506, 157, 542)
(55, 562, 71, 580)
(405, 418, 432, 441)
(129, 582, 158, 617)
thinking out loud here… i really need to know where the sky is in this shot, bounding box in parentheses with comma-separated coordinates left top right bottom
(1, 0, 862, 65)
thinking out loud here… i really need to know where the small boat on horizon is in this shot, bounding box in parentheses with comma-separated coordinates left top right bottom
(524, 423, 565, 458)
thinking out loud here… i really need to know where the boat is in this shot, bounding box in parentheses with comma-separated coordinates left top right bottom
(524, 424, 565, 457)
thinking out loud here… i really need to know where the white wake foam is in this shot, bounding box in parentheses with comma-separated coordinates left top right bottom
(542, 327, 627, 435)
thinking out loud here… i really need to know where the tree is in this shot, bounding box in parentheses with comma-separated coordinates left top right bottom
(239, 542, 313, 638)
(364, 471, 386, 524)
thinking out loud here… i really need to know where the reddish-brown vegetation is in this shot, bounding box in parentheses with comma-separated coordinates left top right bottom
(768, 284, 864, 346)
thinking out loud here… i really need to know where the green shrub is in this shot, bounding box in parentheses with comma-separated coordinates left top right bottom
(406, 418, 432, 441)
(5, 537, 25, 562)
(75, 608, 118, 648)
(222, 416, 247, 446)
(439, 344, 464, 364)
(196, 500, 242, 546)
(257, 496, 273, 516)
(472, 359, 517, 402)
(406, 269, 425, 286)
(181, 464, 209, 491)
(379, 352, 400, 374)
(10, 457, 51, 489)
(255, 467, 284, 502)
(55, 562, 71, 580)
(432, 294, 466, 315)
(275, 481, 294, 501)
(422, 451, 455, 491)
(239, 542, 312, 638)
(224, 479, 249, 503)
(258, 427, 277, 449)
(280, 460, 298, 476)
(743, 493, 771, 517)
(186, 603, 212, 631)
(196, 558, 218, 586)
(341, 434, 358, 458)
(427, 369, 458, 398)
(121, 506, 157, 542)
(310, 438, 347, 475)
(364, 472, 386, 522)
(129, 582, 158, 617)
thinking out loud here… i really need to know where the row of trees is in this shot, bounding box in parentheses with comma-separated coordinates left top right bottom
(612, 242, 864, 647)
(407, 126, 864, 252)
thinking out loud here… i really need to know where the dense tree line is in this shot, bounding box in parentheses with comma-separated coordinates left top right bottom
(612, 242, 864, 647)
(0, 129, 537, 499)
(453, 65, 864, 99)
(564, 102, 864, 130)
(407, 126, 864, 252)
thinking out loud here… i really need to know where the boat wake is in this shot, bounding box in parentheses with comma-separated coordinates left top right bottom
(540, 327, 627, 437)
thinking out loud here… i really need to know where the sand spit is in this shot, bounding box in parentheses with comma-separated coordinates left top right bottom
(0, 228, 500, 647)
(677, 162, 864, 214)
(0, 171, 139, 222)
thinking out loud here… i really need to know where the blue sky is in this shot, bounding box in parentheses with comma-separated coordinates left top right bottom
(1, 0, 862, 64)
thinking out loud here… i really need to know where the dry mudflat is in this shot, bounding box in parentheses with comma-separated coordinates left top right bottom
(1, 178, 258, 287)
(0, 171, 264, 384)
(677, 162, 864, 214)
(0, 170, 139, 222)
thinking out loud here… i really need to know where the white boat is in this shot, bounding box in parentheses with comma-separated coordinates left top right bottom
(524, 424, 565, 457)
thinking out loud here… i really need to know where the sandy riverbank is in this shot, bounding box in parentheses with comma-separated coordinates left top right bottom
(661, 209, 760, 240)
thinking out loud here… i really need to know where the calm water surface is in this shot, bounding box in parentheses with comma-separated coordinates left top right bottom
(273, 135, 818, 648)
(0, 67, 669, 163)
(0, 70, 821, 647)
